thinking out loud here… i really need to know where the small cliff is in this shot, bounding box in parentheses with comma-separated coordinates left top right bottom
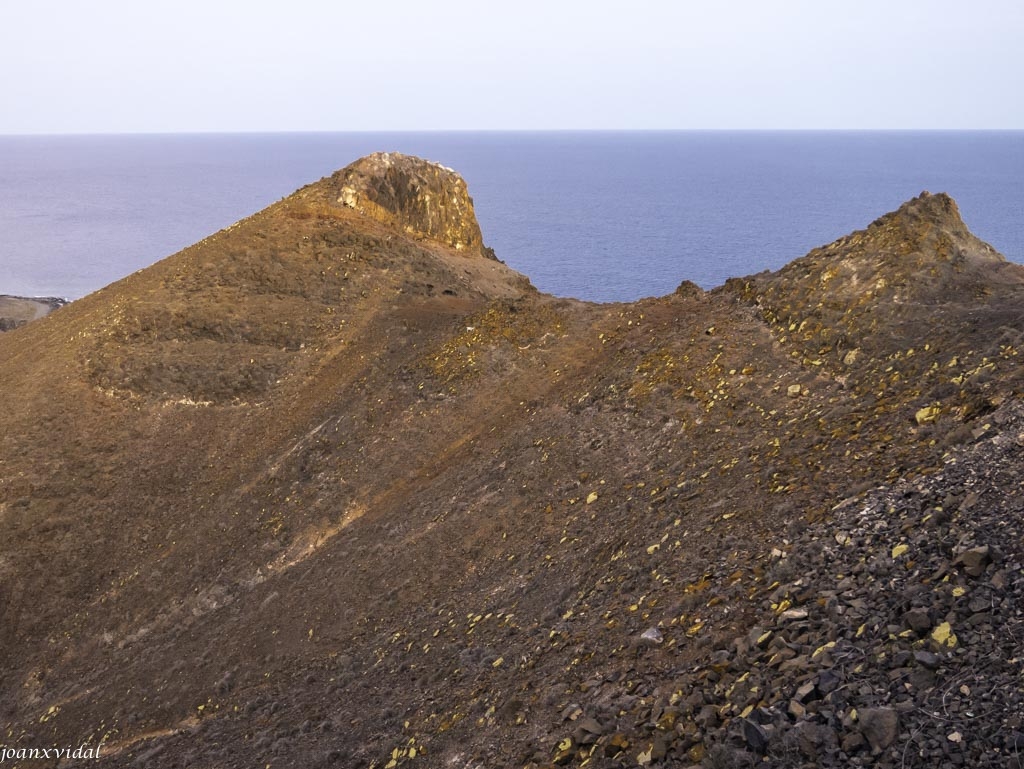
(330, 151, 494, 258)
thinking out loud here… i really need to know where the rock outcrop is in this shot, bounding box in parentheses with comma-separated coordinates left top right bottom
(0, 157, 1022, 769)
(330, 151, 494, 258)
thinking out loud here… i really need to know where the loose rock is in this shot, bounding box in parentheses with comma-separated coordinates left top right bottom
(859, 707, 899, 752)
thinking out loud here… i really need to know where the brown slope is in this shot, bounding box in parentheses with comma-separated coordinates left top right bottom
(1, 160, 1022, 769)
(721, 193, 1024, 506)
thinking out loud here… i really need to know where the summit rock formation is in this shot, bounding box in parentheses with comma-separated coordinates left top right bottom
(333, 152, 493, 258)
(1, 155, 1022, 769)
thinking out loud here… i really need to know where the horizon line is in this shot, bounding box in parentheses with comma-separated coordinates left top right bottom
(3, 127, 1024, 138)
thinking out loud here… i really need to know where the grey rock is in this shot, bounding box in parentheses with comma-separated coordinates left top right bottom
(1005, 732, 1024, 752)
(794, 722, 837, 760)
(910, 666, 937, 690)
(742, 718, 769, 754)
(893, 698, 916, 714)
(968, 595, 989, 613)
(914, 649, 941, 670)
(560, 703, 583, 721)
(639, 627, 664, 645)
(788, 699, 806, 719)
(892, 650, 913, 667)
(817, 669, 841, 694)
(991, 569, 1010, 589)
(795, 681, 817, 703)
(649, 735, 668, 760)
(573, 716, 605, 745)
(859, 707, 899, 752)
(695, 704, 720, 729)
(956, 545, 991, 577)
(904, 607, 932, 634)
(780, 607, 809, 620)
(841, 730, 867, 754)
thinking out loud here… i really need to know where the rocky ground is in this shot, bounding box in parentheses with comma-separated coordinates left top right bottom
(0, 155, 1021, 768)
(586, 400, 1024, 769)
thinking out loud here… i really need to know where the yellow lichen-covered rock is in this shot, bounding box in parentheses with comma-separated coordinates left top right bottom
(931, 621, 958, 648)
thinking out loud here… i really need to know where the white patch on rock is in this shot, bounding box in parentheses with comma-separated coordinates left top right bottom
(338, 186, 359, 208)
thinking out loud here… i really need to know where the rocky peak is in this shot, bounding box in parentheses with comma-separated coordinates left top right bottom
(331, 152, 493, 258)
(875, 190, 962, 226)
(733, 190, 1016, 318)
(724, 190, 1024, 405)
(868, 190, 972, 242)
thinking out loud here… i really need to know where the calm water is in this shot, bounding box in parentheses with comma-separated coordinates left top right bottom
(1, 131, 1022, 302)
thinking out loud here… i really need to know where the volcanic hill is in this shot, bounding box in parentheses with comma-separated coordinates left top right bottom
(1, 153, 1023, 769)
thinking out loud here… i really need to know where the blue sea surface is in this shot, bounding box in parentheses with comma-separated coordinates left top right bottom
(0, 131, 1021, 302)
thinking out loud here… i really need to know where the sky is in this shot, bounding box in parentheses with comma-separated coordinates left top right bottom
(1, 0, 1022, 133)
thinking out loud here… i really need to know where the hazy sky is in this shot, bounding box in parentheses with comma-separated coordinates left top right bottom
(2, 0, 1021, 133)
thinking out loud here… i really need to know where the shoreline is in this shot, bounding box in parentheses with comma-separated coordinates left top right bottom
(0, 295, 68, 331)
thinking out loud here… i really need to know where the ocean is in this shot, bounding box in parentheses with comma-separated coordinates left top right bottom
(1, 131, 1022, 303)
